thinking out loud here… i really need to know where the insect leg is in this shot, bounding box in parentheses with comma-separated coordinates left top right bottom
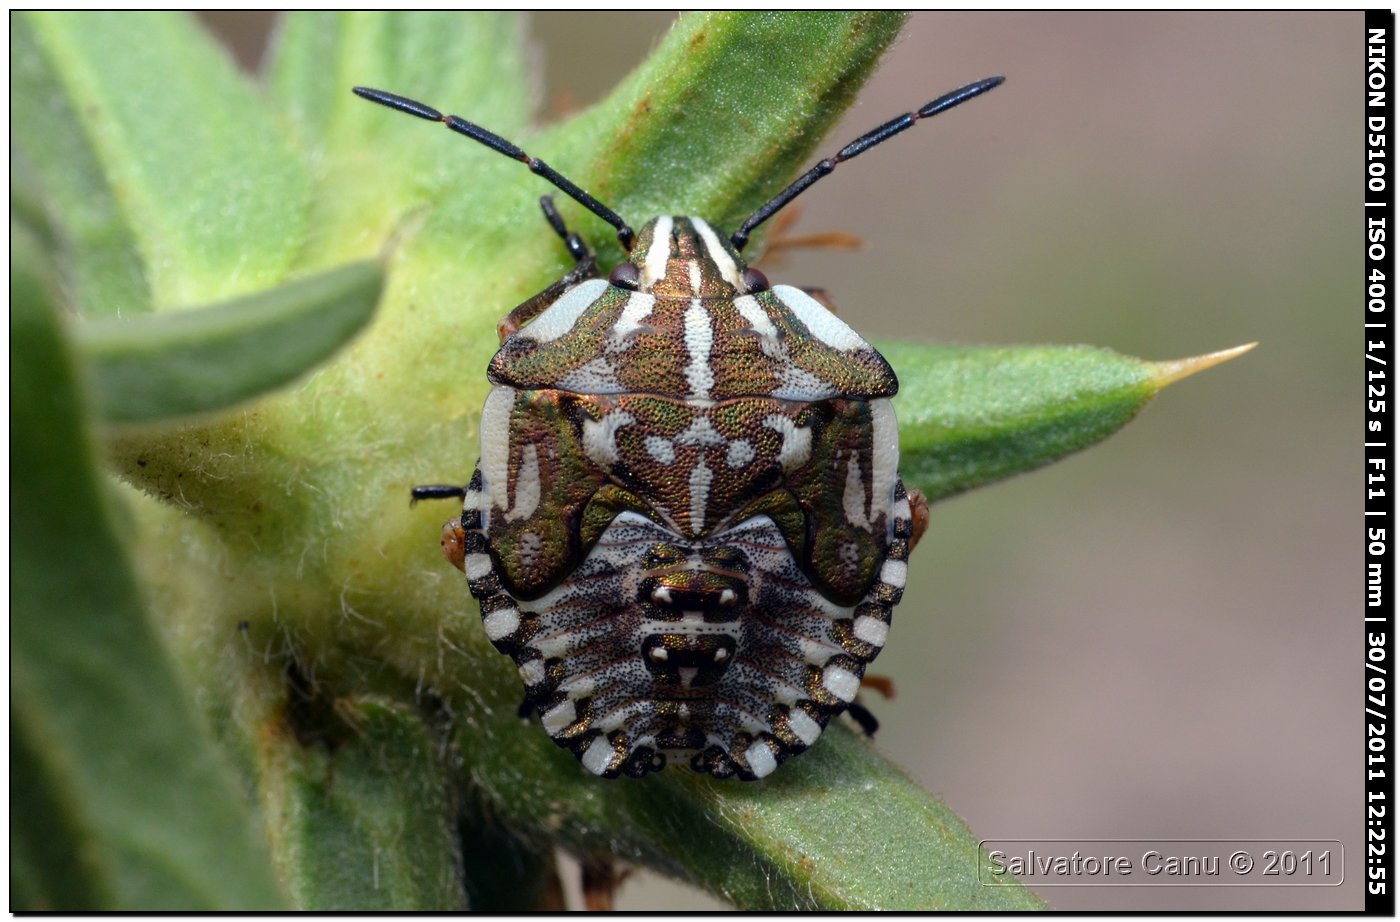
(907, 486, 930, 552)
(580, 856, 629, 911)
(846, 701, 881, 738)
(496, 203, 601, 341)
(538, 195, 592, 266)
(410, 484, 467, 504)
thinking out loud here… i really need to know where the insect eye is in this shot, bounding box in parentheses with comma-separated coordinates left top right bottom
(609, 262, 642, 291)
(740, 267, 770, 294)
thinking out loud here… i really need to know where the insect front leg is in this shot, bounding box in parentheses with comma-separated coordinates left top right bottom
(410, 484, 469, 571)
(496, 197, 600, 341)
(907, 486, 930, 552)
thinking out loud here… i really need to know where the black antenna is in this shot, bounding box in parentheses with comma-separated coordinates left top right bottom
(353, 87, 636, 251)
(729, 75, 1005, 251)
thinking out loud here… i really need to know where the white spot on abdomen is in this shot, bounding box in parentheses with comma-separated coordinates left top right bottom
(880, 559, 908, 589)
(853, 615, 889, 647)
(465, 553, 493, 580)
(744, 740, 778, 779)
(822, 664, 860, 702)
(482, 606, 520, 641)
(542, 699, 577, 736)
(517, 659, 547, 686)
(787, 709, 822, 746)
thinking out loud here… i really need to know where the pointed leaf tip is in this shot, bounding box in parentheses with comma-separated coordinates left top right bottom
(1150, 342, 1257, 390)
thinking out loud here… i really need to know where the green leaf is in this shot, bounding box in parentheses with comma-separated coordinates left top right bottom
(74, 261, 383, 425)
(259, 696, 466, 910)
(14, 11, 310, 309)
(10, 222, 285, 910)
(883, 341, 1249, 502)
(266, 12, 534, 268)
(11, 19, 152, 317)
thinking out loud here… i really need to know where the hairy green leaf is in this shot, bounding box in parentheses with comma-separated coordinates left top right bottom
(14, 11, 309, 309)
(259, 697, 465, 910)
(266, 12, 533, 267)
(10, 223, 285, 910)
(75, 261, 383, 425)
(886, 342, 1159, 502)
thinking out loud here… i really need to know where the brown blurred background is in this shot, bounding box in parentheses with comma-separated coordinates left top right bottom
(202, 12, 1360, 910)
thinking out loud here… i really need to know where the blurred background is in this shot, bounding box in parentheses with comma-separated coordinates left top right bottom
(203, 12, 1360, 911)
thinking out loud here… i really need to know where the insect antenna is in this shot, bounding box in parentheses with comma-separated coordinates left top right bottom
(353, 86, 636, 251)
(728, 75, 1005, 251)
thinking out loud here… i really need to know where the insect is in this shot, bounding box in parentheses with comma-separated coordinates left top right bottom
(357, 75, 1002, 780)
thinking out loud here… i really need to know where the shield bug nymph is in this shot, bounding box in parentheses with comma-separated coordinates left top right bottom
(359, 75, 1002, 780)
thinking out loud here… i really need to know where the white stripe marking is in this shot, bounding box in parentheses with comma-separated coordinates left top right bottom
(842, 453, 871, 530)
(869, 399, 899, 523)
(726, 439, 756, 469)
(465, 553, 494, 580)
(611, 291, 656, 342)
(689, 460, 713, 534)
(676, 416, 725, 446)
(480, 387, 516, 511)
(692, 217, 742, 287)
(556, 356, 620, 393)
(505, 445, 541, 521)
(645, 435, 676, 464)
(517, 279, 609, 342)
(642, 216, 674, 287)
(683, 300, 715, 398)
(687, 259, 702, 295)
(773, 284, 871, 351)
(733, 294, 778, 338)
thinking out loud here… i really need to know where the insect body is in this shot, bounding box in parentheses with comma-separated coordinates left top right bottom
(359, 76, 1002, 779)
